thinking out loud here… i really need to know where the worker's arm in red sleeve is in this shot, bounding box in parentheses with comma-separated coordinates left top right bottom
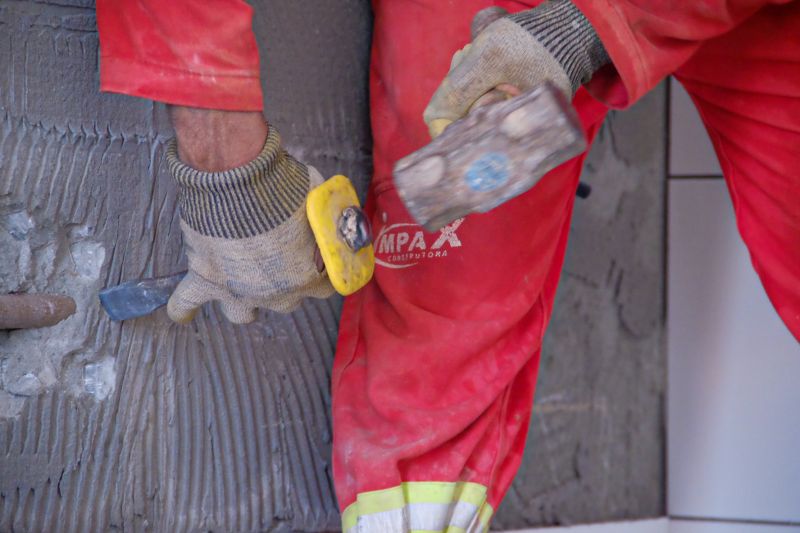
(95, 0, 263, 111)
(575, 0, 795, 107)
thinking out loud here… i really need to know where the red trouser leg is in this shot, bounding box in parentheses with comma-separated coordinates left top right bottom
(95, 0, 263, 110)
(332, 1, 608, 531)
(676, 3, 800, 341)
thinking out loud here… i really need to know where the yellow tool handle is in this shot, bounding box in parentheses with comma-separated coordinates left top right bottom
(307, 175, 375, 296)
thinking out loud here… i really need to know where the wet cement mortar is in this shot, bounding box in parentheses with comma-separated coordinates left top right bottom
(493, 85, 667, 529)
(0, 0, 665, 531)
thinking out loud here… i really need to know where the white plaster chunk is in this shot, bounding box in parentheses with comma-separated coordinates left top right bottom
(2, 211, 34, 240)
(35, 242, 59, 283)
(70, 240, 106, 280)
(37, 359, 58, 387)
(7, 372, 43, 396)
(83, 357, 116, 401)
(0, 353, 57, 398)
(16, 240, 33, 284)
(0, 390, 26, 418)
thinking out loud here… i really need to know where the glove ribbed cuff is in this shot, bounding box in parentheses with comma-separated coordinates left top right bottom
(167, 126, 310, 240)
(509, 0, 610, 92)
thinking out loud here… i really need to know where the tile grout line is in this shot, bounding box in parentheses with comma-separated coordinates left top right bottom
(670, 515, 800, 528)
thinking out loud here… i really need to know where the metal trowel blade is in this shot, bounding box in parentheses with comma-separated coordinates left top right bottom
(99, 271, 187, 321)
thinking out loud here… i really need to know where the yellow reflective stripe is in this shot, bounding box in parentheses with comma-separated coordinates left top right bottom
(342, 503, 360, 533)
(478, 503, 493, 529)
(409, 529, 467, 533)
(402, 481, 488, 508)
(357, 484, 406, 515)
(341, 481, 495, 533)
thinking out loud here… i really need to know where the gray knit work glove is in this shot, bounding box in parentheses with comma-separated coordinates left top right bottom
(166, 126, 334, 324)
(424, 0, 609, 138)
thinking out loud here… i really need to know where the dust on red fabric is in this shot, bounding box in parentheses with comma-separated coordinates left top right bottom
(333, 0, 609, 514)
(95, 0, 264, 110)
(333, 0, 800, 520)
(575, 0, 795, 108)
(94, 0, 800, 523)
(674, 3, 800, 340)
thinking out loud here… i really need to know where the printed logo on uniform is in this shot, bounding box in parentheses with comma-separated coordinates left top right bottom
(374, 218, 464, 269)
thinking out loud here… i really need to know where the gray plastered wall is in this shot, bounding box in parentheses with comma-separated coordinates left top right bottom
(494, 85, 666, 528)
(0, 0, 665, 531)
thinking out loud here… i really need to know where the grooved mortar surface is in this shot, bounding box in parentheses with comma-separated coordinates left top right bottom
(0, 1, 368, 531)
(494, 85, 667, 528)
(0, 0, 665, 531)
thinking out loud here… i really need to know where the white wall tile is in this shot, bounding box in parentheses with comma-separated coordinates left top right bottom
(503, 518, 669, 533)
(670, 521, 800, 533)
(668, 180, 800, 522)
(669, 78, 723, 176)
(503, 519, 800, 533)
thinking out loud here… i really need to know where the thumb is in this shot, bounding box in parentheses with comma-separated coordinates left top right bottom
(423, 7, 511, 137)
(424, 44, 471, 139)
(167, 272, 218, 324)
(219, 300, 258, 325)
(423, 28, 512, 138)
(471, 6, 508, 39)
(423, 52, 498, 138)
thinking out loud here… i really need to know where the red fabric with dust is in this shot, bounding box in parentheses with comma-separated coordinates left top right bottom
(331, 0, 608, 513)
(333, 0, 800, 514)
(576, 0, 800, 337)
(93, 0, 800, 517)
(95, 0, 264, 110)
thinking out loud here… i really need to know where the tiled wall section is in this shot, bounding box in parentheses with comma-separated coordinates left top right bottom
(668, 179, 800, 523)
(666, 78, 800, 526)
(670, 522, 800, 533)
(510, 518, 800, 533)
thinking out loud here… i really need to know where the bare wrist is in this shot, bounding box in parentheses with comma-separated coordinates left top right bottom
(169, 106, 269, 172)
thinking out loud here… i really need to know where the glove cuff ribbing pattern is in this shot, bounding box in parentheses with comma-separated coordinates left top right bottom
(167, 126, 309, 239)
(509, 0, 610, 92)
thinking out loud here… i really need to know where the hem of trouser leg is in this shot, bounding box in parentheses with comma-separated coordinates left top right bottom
(341, 481, 494, 533)
(99, 55, 264, 111)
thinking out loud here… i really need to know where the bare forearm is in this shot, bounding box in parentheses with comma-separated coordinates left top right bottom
(169, 106, 268, 172)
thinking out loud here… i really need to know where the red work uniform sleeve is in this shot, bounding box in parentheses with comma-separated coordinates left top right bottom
(95, 0, 264, 111)
(575, 0, 795, 108)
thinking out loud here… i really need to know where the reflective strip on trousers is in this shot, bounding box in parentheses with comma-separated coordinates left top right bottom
(342, 482, 494, 533)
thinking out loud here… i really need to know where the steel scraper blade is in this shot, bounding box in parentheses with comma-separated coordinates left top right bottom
(99, 271, 187, 321)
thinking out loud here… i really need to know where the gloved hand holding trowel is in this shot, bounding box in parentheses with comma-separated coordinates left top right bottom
(163, 109, 334, 324)
(99, 108, 374, 324)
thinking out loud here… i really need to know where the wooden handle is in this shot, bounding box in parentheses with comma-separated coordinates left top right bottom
(0, 294, 76, 329)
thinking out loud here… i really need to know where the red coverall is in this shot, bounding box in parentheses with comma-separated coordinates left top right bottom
(96, 1, 800, 531)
